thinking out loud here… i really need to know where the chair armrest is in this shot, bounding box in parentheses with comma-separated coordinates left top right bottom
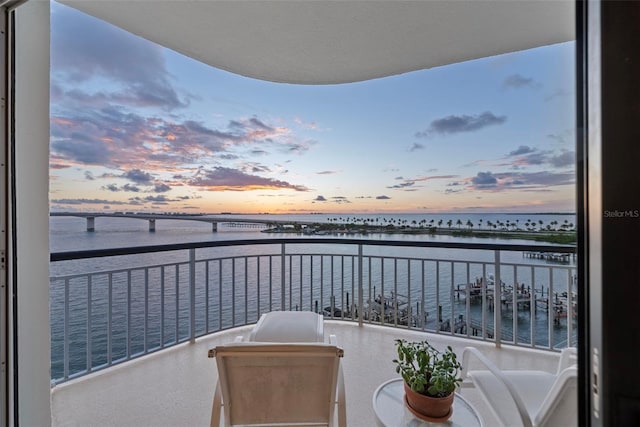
(461, 347, 533, 427)
(556, 347, 577, 375)
(328, 334, 346, 427)
(535, 366, 578, 426)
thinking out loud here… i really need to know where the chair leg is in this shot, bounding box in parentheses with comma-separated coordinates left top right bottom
(336, 366, 347, 427)
(210, 381, 222, 427)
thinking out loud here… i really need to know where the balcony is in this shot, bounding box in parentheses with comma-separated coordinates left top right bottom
(49, 238, 576, 426)
(51, 322, 568, 427)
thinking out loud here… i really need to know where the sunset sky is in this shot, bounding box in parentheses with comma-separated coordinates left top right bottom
(49, 2, 576, 215)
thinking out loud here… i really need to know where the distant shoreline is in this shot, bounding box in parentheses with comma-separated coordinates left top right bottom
(264, 223, 576, 245)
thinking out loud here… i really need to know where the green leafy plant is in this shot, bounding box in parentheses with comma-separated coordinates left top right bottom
(393, 339, 462, 397)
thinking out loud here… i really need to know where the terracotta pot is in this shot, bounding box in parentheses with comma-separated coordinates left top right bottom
(403, 382, 454, 420)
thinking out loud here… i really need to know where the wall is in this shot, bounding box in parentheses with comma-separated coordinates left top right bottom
(14, 0, 51, 425)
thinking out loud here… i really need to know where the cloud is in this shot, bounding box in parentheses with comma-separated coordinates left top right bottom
(388, 181, 416, 189)
(189, 167, 310, 192)
(508, 145, 536, 156)
(376, 195, 391, 200)
(84, 171, 95, 180)
(549, 151, 575, 168)
(51, 4, 187, 111)
(240, 162, 271, 174)
(153, 183, 172, 193)
(123, 184, 141, 192)
(103, 183, 141, 192)
(124, 169, 154, 184)
(511, 152, 548, 167)
(331, 196, 351, 204)
(388, 174, 458, 189)
(471, 171, 498, 187)
(250, 149, 269, 156)
(501, 146, 575, 169)
(51, 198, 127, 205)
(408, 143, 424, 152)
(143, 195, 170, 203)
(317, 170, 340, 175)
(416, 111, 506, 138)
(503, 74, 540, 90)
(50, 107, 311, 174)
(51, 131, 113, 165)
(463, 170, 575, 192)
(545, 89, 572, 102)
(314, 195, 327, 202)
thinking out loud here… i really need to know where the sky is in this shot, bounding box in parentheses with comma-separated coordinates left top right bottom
(49, 2, 576, 215)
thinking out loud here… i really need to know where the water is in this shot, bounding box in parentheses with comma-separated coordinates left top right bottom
(50, 212, 576, 252)
(49, 213, 577, 382)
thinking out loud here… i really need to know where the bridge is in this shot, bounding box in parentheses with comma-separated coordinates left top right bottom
(50, 212, 317, 232)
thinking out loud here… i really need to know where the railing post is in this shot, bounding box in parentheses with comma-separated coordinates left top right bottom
(189, 248, 196, 343)
(281, 243, 286, 310)
(358, 244, 363, 326)
(494, 250, 502, 348)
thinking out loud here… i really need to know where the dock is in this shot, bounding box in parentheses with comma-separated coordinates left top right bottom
(523, 251, 575, 263)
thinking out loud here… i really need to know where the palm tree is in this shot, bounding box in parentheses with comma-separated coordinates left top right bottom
(456, 219, 462, 229)
(466, 220, 474, 229)
(447, 219, 453, 229)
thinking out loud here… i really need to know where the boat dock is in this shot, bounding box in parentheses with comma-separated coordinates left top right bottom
(523, 251, 575, 263)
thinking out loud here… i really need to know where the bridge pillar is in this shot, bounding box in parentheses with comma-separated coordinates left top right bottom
(149, 219, 156, 232)
(86, 217, 95, 232)
(212, 222, 218, 232)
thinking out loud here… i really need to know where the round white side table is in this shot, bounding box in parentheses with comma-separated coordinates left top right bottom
(372, 378, 483, 427)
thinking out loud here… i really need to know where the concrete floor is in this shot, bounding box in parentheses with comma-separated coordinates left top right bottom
(51, 321, 562, 427)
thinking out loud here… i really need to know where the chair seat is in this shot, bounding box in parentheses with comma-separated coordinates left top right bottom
(250, 311, 324, 342)
(469, 370, 556, 425)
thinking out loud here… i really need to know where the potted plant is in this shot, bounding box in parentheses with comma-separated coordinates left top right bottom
(393, 339, 462, 421)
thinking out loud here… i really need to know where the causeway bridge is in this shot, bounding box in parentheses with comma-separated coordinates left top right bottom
(50, 212, 317, 232)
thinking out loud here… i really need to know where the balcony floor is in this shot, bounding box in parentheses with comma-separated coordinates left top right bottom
(51, 321, 562, 427)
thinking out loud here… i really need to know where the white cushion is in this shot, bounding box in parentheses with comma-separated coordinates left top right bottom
(250, 311, 324, 342)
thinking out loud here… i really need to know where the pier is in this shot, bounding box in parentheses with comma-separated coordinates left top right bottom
(523, 251, 575, 263)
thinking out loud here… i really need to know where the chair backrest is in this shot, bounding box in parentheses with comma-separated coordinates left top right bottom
(535, 366, 578, 427)
(210, 342, 344, 426)
(249, 311, 324, 342)
(556, 347, 577, 374)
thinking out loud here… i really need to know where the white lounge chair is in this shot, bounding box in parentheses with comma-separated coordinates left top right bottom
(461, 346, 577, 427)
(208, 335, 346, 427)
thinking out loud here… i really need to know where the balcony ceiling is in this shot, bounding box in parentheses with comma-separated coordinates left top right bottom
(59, 0, 575, 85)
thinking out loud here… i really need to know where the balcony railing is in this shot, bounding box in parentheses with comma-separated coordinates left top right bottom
(49, 238, 577, 385)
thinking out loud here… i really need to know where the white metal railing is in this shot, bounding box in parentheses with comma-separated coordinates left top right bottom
(49, 238, 577, 384)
